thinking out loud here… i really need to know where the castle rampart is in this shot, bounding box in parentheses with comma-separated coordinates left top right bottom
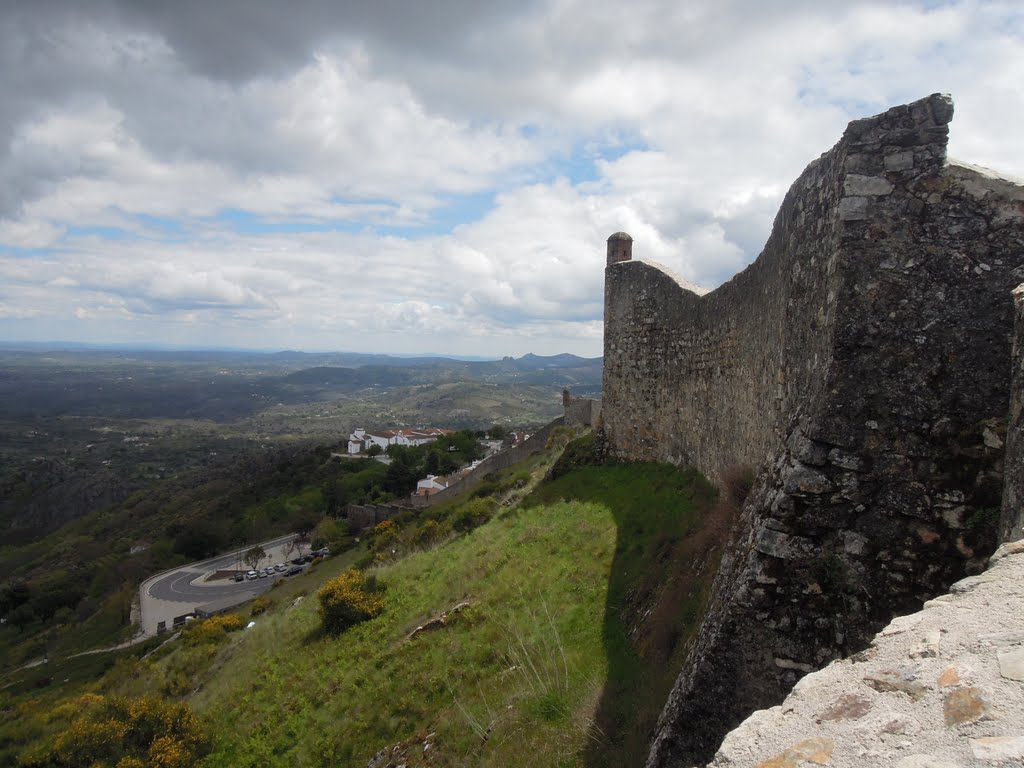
(562, 387, 601, 428)
(598, 95, 1024, 766)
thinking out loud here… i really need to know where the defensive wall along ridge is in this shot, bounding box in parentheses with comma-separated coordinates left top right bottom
(598, 93, 1024, 765)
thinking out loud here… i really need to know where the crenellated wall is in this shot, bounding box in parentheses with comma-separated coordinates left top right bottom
(598, 94, 1024, 766)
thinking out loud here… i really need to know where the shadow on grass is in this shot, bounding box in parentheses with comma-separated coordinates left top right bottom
(524, 456, 743, 768)
(301, 625, 328, 646)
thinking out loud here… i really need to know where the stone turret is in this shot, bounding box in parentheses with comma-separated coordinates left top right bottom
(606, 231, 632, 266)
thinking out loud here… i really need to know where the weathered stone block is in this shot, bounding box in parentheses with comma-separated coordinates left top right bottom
(997, 647, 1024, 681)
(838, 195, 869, 220)
(844, 174, 896, 196)
(755, 528, 816, 560)
(970, 736, 1024, 762)
(782, 464, 833, 495)
(884, 150, 915, 171)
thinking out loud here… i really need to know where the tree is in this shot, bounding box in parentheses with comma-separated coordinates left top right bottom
(291, 506, 321, 539)
(171, 519, 227, 560)
(321, 480, 341, 515)
(0, 580, 30, 615)
(311, 517, 350, 551)
(424, 449, 441, 475)
(6, 602, 36, 632)
(243, 545, 266, 571)
(384, 453, 419, 495)
(366, 444, 383, 457)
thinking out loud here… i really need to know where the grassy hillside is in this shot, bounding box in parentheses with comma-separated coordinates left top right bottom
(2, 437, 740, 767)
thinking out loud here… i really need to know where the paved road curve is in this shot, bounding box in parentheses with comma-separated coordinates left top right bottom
(138, 534, 307, 635)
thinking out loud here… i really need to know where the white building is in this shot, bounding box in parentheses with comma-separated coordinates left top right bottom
(348, 428, 367, 454)
(347, 427, 454, 454)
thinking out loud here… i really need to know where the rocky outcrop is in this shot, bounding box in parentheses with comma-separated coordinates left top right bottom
(599, 95, 1024, 766)
(706, 540, 1024, 768)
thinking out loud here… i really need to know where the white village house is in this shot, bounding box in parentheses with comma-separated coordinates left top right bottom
(414, 460, 484, 498)
(347, 427, 453, 454)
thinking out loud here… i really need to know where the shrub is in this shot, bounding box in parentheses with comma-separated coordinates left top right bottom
(317, 569, 384, 635)
(20, 695, 209, 768)
(312, 517, 353, 551)
(181, 613, 245, 646)
(249, 596, 272, 616)
(451, 497, 496, 533)
(370, 519, 398, 538)
(411, 519, 450, 549)
(471, 480, 499, 498)
(369, 519, 400, 556)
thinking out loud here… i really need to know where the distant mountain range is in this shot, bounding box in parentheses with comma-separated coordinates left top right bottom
(0, 343, 599, 370)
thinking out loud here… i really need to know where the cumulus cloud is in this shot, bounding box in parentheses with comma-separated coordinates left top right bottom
(0, 0, 1021, 356)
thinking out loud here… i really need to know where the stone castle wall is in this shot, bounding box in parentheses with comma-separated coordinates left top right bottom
(1001, 285, 1024, 543)
(597, 95, 1024, 766)
(346, 502, 408, 532)
(407, 417, 564, 508)
(563, 388, 601, 428)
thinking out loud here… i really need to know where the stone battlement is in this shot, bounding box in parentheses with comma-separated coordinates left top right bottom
(598, 94, 1024, 766)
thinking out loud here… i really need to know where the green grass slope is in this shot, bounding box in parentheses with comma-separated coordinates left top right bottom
(195, 498, 614, 766)
(3, 436, 739, 767)
(188, 447, 728, 766)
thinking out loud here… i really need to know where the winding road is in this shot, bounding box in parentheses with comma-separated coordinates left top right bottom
(138, 534, 305, 635)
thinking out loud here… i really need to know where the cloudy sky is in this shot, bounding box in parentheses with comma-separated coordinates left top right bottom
(0, 1, 1021, 357)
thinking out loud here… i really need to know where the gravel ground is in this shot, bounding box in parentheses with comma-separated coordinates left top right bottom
(706, 540, 1024, 768)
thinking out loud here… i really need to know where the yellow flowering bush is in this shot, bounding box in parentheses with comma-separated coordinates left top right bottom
(180, 612, 245, 646)
(249, 596, 272, 616)
(19, 694, 209, 768)
(371, 519, 398, 542)
(317, 569, 384, 635)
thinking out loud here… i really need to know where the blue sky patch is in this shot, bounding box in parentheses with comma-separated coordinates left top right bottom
(375, 190, 497, 237)
(65, 225, 134, 241)
(531, 138, 649, 186)
(213, 208, 363, 235)
(132, 213, 188, 238)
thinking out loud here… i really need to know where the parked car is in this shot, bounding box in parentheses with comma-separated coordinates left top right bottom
(233, 573, 244, 582)
(274, 563, 287, 573)
(287, 565, 303, 576)
(246, 570, 258, 580)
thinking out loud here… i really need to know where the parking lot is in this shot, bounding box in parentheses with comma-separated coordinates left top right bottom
(137, 535, 326, 635)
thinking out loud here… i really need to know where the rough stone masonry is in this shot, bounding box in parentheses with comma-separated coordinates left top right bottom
(598, 94, 1024, 766)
